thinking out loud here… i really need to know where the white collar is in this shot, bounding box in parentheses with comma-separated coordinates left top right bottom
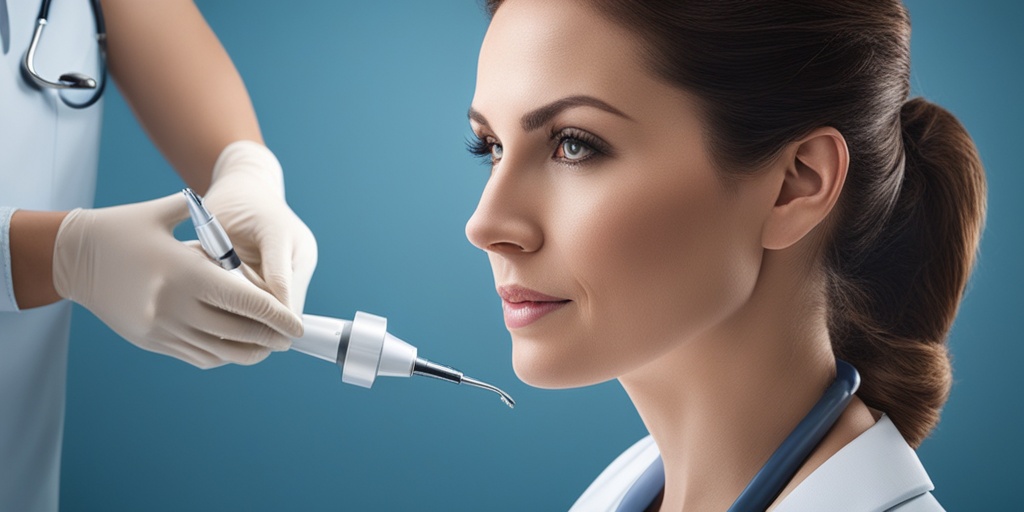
(774, 414, 934, 511)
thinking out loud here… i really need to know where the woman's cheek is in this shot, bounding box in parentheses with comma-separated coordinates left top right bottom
(568, 165, 755, 371)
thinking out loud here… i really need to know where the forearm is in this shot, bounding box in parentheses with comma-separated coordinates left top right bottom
(9, 210, 68, 309)
(102, 0, 263, 194)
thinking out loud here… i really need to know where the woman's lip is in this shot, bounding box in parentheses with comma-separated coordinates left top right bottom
(496, 284, 568, 303)
(501, 299, 570, 329)
(496, 285, 571, 329)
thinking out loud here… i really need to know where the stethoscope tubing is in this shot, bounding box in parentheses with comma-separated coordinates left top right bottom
(727, 359, 860, 511)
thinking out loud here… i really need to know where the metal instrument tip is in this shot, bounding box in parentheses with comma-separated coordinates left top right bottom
(413, 358, 516, 409)
(181, 188, 212, 225)
(461, 375, 516, 408)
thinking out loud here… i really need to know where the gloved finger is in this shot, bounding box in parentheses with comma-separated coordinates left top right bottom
(181, 241, 277, 297)
(142, 193, 194, 230)
(195, 302, 291, 351)
(149, 337, 226, 370)
(256, 236, 296, 314)
(289, 254, 316, 316)
(288, 273, 310, 317)
(289, 227, 318, 315)
(184, 326, 274, 366)
(238, 261, 277, 297)
(198, 264, 303, 339)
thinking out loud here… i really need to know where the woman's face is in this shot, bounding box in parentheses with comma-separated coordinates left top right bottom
(466, 0, 778, 388)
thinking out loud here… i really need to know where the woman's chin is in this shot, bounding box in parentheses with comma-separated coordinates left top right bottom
(511, 343, 612, 390)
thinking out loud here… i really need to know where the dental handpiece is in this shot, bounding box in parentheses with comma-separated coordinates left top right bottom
(183, 188, 244, 277)
(293, 312, 515, 408)
(181, 188, 515, 408)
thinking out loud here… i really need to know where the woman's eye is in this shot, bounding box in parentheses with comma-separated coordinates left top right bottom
(467, 135, 503, 165)
(556, 138, 594, 161)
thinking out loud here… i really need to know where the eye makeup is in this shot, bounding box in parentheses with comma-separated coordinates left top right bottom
(466, 126, 614, 167)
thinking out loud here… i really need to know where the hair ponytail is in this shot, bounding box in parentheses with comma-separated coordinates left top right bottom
(827, 98, 986, 447)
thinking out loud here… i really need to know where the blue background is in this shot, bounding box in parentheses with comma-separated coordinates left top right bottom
(59, 1, 1023, 510)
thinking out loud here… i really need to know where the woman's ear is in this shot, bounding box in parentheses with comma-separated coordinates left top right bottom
(762, 127, 849, 250)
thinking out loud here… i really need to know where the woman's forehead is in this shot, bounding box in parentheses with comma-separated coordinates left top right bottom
(472, 0, 650, 121)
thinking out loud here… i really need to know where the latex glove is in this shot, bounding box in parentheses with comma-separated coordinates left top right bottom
(52, 195, 303, 369)
(203, 141, 318, 316)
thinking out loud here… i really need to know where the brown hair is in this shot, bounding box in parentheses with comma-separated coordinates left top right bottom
(484, 0, 986, 447)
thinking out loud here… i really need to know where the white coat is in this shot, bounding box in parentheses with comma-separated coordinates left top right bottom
(0, 0, 102, 509)
(569, 414, 943, 511)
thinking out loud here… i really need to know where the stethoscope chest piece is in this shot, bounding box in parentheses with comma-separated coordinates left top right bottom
(21, 0, 106, 108)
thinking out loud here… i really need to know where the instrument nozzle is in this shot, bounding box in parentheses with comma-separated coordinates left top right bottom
(413, 358, 515, 409)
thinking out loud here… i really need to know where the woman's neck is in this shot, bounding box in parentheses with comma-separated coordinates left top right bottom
(618, 252, 869, 510)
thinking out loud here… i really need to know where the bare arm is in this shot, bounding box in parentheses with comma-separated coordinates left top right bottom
(9, 211, 66, 309)
(102, 0, 263, 193)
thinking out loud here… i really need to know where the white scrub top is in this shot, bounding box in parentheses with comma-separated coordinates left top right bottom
(1, 0, 102, 509)
(569, 415, 944, 511)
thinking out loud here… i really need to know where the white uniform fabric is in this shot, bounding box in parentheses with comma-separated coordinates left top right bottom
(569, 415, 943, 512)
(0, 0, 103, 509)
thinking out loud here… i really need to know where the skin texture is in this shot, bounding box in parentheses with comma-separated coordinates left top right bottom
(465, 0, 877, 509)
(103, 0, 263, 193)
(10, 0, 261, 309)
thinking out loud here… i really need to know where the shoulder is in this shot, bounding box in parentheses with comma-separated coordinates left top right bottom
(775, 415, 944, 511)
(568, 435, 660, 512)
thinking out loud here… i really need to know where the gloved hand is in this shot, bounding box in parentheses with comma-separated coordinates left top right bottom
(52, 195, 303, 369)
(202, 141, 318, 316)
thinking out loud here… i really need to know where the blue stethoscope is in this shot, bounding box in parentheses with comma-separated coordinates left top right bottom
(617, 360, 861, 512)
(20, 0, 107, 109)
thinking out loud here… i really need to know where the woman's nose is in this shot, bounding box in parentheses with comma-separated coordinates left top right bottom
(465, 166, 544, 255)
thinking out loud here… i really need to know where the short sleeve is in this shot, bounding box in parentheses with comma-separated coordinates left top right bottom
(0, 206, 20, 312)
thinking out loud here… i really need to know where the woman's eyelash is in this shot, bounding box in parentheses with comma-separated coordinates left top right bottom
(551, 127, 612, 158)
(466, 135, 495, 160)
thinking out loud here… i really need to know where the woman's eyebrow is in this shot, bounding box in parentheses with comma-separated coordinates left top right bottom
(468, 95, 634, 132)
